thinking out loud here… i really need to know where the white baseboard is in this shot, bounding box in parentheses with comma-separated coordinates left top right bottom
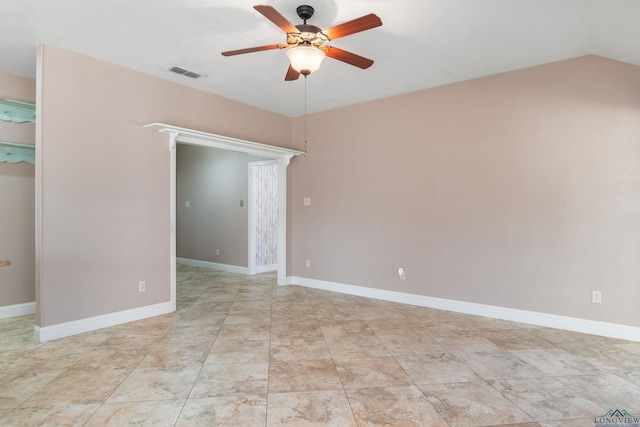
(34, 301, 174, 343)
(256, 263, 277, 274)
(0, 302, 36, 320)
(177, 257, 249, 275)
(286, 276, 640, 343)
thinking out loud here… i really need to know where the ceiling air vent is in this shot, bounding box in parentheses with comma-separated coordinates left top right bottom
(167, 65, 206, 79)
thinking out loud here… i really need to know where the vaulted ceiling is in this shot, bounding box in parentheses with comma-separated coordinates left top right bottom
(1, 0, 639, 117)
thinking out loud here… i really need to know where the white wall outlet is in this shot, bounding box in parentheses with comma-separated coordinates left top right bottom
(240, 200, 244, 207)
(185, 201, 190, 208)
(216, 249, 220, 256)
(592, 291, 602, 304)
(304, 197, 311, 206)
(138, 281, 146, 292)
(397, 267, 406, 280)
(305, 259, 311, 268)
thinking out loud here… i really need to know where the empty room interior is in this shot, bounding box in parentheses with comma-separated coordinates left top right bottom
(1, 1, 639, 426)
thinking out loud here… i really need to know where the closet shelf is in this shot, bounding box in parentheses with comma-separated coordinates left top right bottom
(0, 99, 36, 124)
(0, 141, 35, 165)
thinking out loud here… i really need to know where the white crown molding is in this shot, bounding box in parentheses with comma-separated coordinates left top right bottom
(286, 276, 640, 343)
(34, 301, 174, 343)
(0, 302, 36, 320)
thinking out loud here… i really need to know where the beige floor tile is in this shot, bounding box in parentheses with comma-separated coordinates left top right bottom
(270, 338, 332, 361)
(313, 307, 362, 321)
(365, 318, 424, 336)
(98, 333, 159, 352)
(554, 373, 640, 413)
(84, 400, 184, 426)
(205, 339, 270, 364)
(0, 404, 100, 426)
(431, 331, 501, 355)
(615, 343, 640, 354)
(107, 366, 201, 403)
(176, 395, 266, 426)
(354, 307, 409, 321)
(271, 310, 319, 323)
(477, 328, 554, 350)
(377, 332, 446, 356)
(319, 319, 375, 337)
(0, 371, 63, 409)
(0, 332, 42, 352)
(396, 353, 481, 385)
(216, 323, 271, 341)
(4, 345, 87, 373)
(346, 386, 448, 427)
(490, 376, 604, 421)
(267, 390, 357, 427)
(540, 419, 597, 427)
(1, 265, 639, 426)
(0, 349, 27, 370)
(270, 319, 323, 339)
(224, 312, 272, 326)
(421, 381, 533, 427)
(456, 350, 545, 380)
(20, 368, 130, 407)
(138, 341, 211, 368)
(334, 357, 413, 389)
(72, 346, 148, 371)
(190, 363, 268, 398)
(509, 348, 592, 376)
(325, 335, 391, 359)
(268, 359, 342, 393)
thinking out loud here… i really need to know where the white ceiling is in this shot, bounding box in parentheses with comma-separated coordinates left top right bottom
(1, 0, 639, 117)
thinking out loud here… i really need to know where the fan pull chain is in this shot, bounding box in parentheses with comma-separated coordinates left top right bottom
(304, 75, 308, 156)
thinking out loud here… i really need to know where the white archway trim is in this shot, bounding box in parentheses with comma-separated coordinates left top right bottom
(144, 123, 302, 292)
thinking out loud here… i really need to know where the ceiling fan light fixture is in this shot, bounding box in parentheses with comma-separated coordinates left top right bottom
(286, 45, 325, 76)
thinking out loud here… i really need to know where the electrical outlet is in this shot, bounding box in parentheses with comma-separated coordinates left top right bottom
(592, 291, 602, 304)
(305, 259, 311, 268)
(139, 281, 146, 292)
(397, 267, 406, 280)
(216, 249, 220, 256)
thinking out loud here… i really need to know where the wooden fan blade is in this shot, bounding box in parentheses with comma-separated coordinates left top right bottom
(285, 65, 300, 81)
(322, 13, 382, 41)
(221, 44, 281, 56)
(325, 46, 374, 69)
(254, 5, 299, 34)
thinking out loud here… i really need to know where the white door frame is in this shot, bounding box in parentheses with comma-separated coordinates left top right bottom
(144, 123, 302, 310)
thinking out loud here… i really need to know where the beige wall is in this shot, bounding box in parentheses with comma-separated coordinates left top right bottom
(33, 44, 640, 332)
(0, 72, 36, 308)
(37, 45, 291, 327)
(176, 145, 253, 267)
(289, 55, 640, 327)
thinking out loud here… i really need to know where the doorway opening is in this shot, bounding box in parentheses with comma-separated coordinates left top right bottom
(145, 123, 303, 310)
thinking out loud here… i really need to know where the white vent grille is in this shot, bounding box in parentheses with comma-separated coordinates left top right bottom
(167, 65, 206, 79)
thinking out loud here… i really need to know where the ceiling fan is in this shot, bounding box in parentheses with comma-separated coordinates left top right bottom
(221, 5, 382, 80)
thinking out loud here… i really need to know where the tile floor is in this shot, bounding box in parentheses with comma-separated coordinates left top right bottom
(1, 264, 639, 426)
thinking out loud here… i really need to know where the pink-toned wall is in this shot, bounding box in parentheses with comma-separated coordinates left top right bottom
(289, 55, 640, 327)
(37, 45, 291, 327)
(176, 145, 251, 267)
(0, 72, 36, 308)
